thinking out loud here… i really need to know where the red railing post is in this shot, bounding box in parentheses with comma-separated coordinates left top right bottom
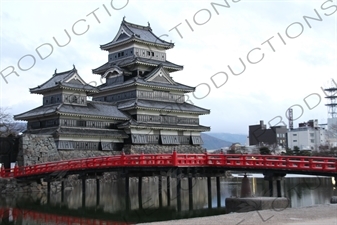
(205, 151, 209, 165)
(121, 151, 125, 165)
(0, 164, 5, 178)
(140, 151, 144, 165)
(13, 162, 19, 177)
(309, 158, 313, 170)
(173, 150, 178, 166)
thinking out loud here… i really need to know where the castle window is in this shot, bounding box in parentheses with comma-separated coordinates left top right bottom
(77, 120, 86, 127)
(71, 96, 78, 103)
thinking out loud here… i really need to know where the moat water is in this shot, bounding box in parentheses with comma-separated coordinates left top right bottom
(0, 175, 336, 224)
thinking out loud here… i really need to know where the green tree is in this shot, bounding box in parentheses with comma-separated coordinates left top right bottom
(298, 150, 311, 156)
(293, 146, 300, 156)
(259, 146, 271, 155)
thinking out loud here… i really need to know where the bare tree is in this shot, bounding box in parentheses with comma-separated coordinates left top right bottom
(0, 107, 24, 137)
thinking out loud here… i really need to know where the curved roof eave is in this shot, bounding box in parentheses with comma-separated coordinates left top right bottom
(56, 112, 129, 120)
(120, 106, 210, 115)
(119, 124, 210, 132)
(100, 38, 174, 51)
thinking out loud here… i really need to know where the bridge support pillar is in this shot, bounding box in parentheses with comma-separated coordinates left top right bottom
(61, 181, 64, 203)
(82, 177, 86, 208)
(264, 173, 286, 197)
(268, 179, 273, 197)
(277, 179, 282, 197)
(207, 176, 212, 209)
(167, 176, 171, 207)
(176, 169, 182, 212)
(216, 176, 221, 207)
(96, 178, 100, 206)
(138, 176, 143, 209)
(125, 174, 130, 211)
(47, 181, 51, 203)
(158, 175, 163, 208)
(241, 174, 251, 197)
(188, 176, 193, 210)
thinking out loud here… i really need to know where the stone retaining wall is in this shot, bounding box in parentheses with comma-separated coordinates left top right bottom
(17, 134, 61, 166)
(0, 178, 47, 195)
(58, 149, 121, 160)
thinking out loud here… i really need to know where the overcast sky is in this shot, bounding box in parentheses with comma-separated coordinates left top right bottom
(1, 0, 336, 135)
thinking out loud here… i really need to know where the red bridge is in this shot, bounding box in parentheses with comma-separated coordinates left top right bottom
(1, 152, 336, 212)
(1, 152, 337, 179)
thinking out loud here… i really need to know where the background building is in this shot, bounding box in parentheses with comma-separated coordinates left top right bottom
(248, 120, 287, 147)
(287, 119, 326, 150)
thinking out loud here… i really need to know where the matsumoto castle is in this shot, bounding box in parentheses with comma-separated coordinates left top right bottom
(15, 19, 210, 153)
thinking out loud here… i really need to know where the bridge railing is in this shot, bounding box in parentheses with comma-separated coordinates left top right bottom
(0, 152, 336, 178)
(206, 154, 337, 171)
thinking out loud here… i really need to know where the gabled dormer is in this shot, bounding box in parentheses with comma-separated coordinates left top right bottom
(144, 65, 175, 84)
(30, 66, 98, 106)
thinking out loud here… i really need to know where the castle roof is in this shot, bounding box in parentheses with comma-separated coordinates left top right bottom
(14, 101, 130, 121)
(30, 67, 98, 94)
(100, 19, 174, 51)
(118, 119, 210, 132)
(92, 56, 183, 75)
(117, 99, 210, 115)
(98, 75, 194, 93)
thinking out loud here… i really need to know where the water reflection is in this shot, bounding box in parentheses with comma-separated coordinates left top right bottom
(0, 176, 335, 224)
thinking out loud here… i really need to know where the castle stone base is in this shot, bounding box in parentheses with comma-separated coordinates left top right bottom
(17, 134, 61, 166)
(17, 135, 206, 166)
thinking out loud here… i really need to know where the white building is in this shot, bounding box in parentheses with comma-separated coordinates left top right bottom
(287, 120, 327, 150)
